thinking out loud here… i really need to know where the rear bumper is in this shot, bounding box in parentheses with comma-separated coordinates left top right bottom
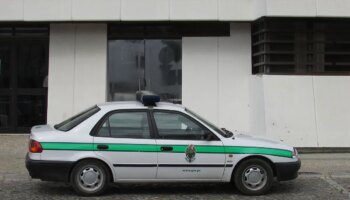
(275, 159, 301, 181)
(25, 154, 74, 182)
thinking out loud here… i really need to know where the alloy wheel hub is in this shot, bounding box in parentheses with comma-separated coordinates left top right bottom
(242, 166, 267, 190)
(80, 167, 101, 188)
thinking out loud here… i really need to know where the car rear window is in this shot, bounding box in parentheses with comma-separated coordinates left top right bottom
(54, 106, 100, 132)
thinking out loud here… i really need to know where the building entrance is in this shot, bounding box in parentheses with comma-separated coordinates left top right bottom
(0, 25, 48, 132)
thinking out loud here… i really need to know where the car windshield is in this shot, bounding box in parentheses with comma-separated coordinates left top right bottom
(54, 105, 100, 132)
(185, 108, 232, 138)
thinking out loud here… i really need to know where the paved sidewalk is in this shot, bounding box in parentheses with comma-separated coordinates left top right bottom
(0, 135, 349, 199)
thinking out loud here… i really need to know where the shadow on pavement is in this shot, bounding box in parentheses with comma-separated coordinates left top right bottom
(34, 181, 296, 196)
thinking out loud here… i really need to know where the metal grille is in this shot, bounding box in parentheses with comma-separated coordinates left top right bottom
(252, 18, 350, 75)
(108, 22, 230, 39)
(0, 24, 49, 38)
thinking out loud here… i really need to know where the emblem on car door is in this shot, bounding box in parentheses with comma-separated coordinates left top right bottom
(185, 144, 196, 163)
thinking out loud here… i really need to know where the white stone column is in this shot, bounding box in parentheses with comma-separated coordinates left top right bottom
(47, 23, 107, 125)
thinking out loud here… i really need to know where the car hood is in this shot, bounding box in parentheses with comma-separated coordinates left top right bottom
(226, 132, 294, 152)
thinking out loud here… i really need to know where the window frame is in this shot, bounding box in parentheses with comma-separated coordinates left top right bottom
(90, 109, 155, 139)
(150, 109, 220, 141)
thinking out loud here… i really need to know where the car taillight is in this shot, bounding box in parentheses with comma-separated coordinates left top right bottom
(29, 139, 43, 153)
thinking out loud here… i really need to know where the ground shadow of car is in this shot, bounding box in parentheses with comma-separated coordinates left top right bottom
(35, 181, 296, 197)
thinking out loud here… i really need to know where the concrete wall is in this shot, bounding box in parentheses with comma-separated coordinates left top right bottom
(262, 76, 350, 147)
(47, 23, 107, 124)
(47, 22, 350, 147)
(183, 23, 259, 135)
(263, 76, 319, 147)
(2, 0, 350, 22)
(182, 23, 350, 147)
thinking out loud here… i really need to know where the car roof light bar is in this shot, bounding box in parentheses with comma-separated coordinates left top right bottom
(136, 91, 160, 106)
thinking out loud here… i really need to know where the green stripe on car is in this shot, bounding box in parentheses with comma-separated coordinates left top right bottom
(40, 142, 293, 158)
(41, 142, 94, 151)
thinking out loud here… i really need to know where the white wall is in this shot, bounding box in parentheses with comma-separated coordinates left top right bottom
(182, 37, 219, 124)
(2, 0, 350, 22)
(217, 23, 252, 133)
(183, 23, 259, 134)
(47, 23, 107, 124)
(313, 77, 350, 147)
(262, 76, 319, 147)
(46, 22, 350, 147)
(262, 76, 350, 147)
(47, 24, 76, 124)
(183, 22, 350, 147)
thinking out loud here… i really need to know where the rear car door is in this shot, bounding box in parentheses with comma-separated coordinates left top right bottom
(93, 110, 157, 180)
(152, 110, 226, 180)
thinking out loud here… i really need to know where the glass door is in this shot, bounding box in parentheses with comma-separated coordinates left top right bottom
(144, 40, 181, 103)
(108, 39, 182, 103)
(108, 40, 145, 101)
(0, 39, 48, 133)
(16, 39, 48, 132)
(0, 41, 12, 131)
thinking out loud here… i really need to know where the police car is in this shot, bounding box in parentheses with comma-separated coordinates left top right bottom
(26, 91, 300, 196)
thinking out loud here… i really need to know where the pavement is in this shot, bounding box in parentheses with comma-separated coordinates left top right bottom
(0, 135, 349, 200)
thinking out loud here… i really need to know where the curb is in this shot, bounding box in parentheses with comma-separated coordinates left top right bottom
(297, 147, 350, 154)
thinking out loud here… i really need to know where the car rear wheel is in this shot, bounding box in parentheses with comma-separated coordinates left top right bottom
(70, 160, 110, 196)
(233, 158, 273, 195)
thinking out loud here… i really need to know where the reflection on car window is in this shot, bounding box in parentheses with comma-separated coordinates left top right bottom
(153, 111, 207, 140)
(97, 112, 150, 139)
(54, 106, 100, 132)
(185, 108, 231, 138)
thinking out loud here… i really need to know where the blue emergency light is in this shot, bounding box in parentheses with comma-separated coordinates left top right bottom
(136, 91, 160, 106)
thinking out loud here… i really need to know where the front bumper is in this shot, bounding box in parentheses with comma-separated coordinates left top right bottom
(25, 154, 74, 182)
(275, 159, 301, 181)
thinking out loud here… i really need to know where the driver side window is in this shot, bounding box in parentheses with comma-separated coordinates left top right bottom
(97, 111, 151, 139)
(153, 111, 213, 140)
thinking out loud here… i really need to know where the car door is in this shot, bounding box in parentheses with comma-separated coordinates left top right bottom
(152, 110, 226, 180)
(93, 110, 158, 180)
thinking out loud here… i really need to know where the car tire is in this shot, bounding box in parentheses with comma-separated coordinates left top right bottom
(70, 160, 110, 196)
(233, 158, 273, 196)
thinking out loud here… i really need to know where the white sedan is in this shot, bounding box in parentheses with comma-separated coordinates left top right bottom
(26, 91, 300, 196)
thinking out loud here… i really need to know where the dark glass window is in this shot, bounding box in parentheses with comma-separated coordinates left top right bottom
(107, 23, 230, 104)
(0, 43, 11, 88)
(97, 112, 150, 139)
(108, 39, 182, 103)
(17, 95, 46, 127)
(0, 25, 49, 38)
(0, 96, 9, 129)
(17, 42, 48, 88)
(108, 23, 230, 39)
(153, 111, 210, 140)
(0, 24, 49, 133)
(186, 109, 232, 138)
(252, 18, 350, 75)
(54, 106, 100, 132)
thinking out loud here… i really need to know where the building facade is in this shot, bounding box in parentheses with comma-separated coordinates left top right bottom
(0, 0, 349, 147)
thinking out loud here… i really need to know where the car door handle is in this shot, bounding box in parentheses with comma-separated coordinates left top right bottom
(160, 146, 173, 151)
(97, 144, 109, 150)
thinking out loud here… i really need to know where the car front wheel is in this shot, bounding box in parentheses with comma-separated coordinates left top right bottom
(233, 158, 273, 195)
(70, 160, 110, 196)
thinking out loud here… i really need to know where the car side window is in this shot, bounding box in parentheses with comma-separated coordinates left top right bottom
(153, 111, 211, 140)
(97, 111, 151, 139)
